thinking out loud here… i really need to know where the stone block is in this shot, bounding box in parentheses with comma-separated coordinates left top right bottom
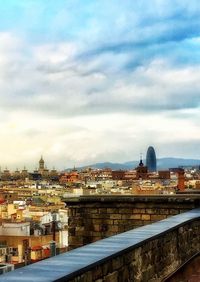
(120, 208, 132, 214)
(110, 214, 122, 220)
(104, 271, 119, 282)
(104, 231, 116, 237)
(110, 225, 119, 232)
(68, 227, 76, 236)
(145, 208, 156, 214)
(98, 208, 107, 213)
(131, 220, 143, 226)
(76, 226, 84, 231)
(107, 208, 119, 213)
(68, 236, 83, 245)
(93, 225, 101, 232)
(132, 208, 145, 213)
(92, 219, 103, 225)
(159, 209, 170, 215)
(124, 251, 135, 264)
(113, 219, 121, 225)
(103, 219, 114, 225)
(118, 265, 130, 281)
(90, 214, 103, 219)
(98, 214, 110, 219)
(151, 214, 166, 221)
(90, 209, 99, 214)
(121, 214, 132, 220)
(75, 271, 93, 282)
(141, 214, 151, 221)
(130, 214, 141, 220)
(92, 266, 102, 280)
(102, 261, 113, 276)
(112, 256, 123, 270)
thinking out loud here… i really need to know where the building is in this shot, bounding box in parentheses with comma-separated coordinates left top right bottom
(136, 158, 148, 179)
(39, 156, 45, 173)
(158, 170, 170, 179)
(0, 222, 30, 238)
(111, 170, 125, 180)
(146, 146, 157, 172)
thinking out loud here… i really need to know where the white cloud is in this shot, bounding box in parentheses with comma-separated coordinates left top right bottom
(0, 30, 200, 169)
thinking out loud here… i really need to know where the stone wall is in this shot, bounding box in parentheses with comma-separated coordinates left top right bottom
(2, 209, 200, 282)
(65, 195, 200, 249)
(67, 219, 200, 282)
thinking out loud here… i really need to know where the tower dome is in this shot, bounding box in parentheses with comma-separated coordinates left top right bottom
(146, 146, 157, 172)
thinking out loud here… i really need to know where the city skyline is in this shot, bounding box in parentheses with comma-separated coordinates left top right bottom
(0, 1, 200, 169)
(1, 154, 200, 172)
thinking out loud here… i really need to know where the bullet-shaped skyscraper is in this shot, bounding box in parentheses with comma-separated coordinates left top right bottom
(146, 146, 157, 172)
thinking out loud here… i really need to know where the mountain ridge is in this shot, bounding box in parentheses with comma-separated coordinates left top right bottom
(67, 157, 200, 171)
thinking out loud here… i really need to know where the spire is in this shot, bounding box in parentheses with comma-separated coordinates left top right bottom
(139, 153, 144, 167)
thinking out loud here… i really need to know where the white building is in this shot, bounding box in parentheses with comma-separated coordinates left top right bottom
(0, 222, 30, 236)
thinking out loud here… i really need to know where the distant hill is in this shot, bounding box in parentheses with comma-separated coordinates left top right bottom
(66, 158, 200, 171)
(157, 158, 200, 169)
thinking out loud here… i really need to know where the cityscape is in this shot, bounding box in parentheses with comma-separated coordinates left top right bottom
(0, 147, 199, 278)
(0, 1, 200, 281)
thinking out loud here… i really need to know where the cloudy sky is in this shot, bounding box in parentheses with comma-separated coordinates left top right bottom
(0, 0, 200, 169)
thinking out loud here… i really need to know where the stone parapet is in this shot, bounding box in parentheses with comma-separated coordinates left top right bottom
(2, 208, 200, 282)
(64, 195, 200, 249)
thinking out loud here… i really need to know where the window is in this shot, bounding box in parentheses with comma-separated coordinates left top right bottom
(12, 248, 18, 256)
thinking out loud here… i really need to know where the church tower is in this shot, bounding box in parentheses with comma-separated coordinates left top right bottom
(39, 156, 45, 171)
(136, 154, 148, 179)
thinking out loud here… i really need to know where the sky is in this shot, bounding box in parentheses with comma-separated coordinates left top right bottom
(0, 0, 200, 169)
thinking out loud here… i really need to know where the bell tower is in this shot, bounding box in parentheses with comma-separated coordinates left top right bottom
(136, 153, 148, 179)
(39, 156, 45, 171)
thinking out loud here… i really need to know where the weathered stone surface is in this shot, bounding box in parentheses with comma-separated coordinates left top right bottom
(104, 271, 118, 282)
(92, 266, 103, 280)
(112, 257, 123, 271)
